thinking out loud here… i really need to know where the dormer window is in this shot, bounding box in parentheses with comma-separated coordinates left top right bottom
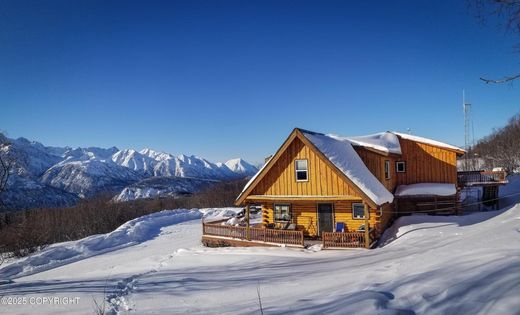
(384, 160, 391, 180)
(295, 159, 308, 181)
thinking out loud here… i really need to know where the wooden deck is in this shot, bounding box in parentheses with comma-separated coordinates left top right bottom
(202, 223, 305, 247)
(457, 170, 508, 187)
(202, 222, 374, 249)
(322, 231, 375, 249)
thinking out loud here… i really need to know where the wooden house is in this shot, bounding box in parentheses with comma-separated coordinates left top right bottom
(202, 128, 503, 249)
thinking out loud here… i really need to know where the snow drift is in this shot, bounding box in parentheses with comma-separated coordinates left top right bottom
(0, 209, 202, 279)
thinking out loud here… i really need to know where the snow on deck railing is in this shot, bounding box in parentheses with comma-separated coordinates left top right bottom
(457, 170, 507, 186)
(322, 232, 367, 248)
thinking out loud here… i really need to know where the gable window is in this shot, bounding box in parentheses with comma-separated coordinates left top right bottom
(352, 203, 367, 219)
(295, 159, 308, 181)
(384, 160, 391, 180)
(274, 204, 291, 221)
(396, 161, 406, 173)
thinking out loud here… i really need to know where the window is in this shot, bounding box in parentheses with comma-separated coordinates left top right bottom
(274, 204, 291, 221)
(352, 203, 368, 219)
(295, 159, 308, 181)
(396, 161, 406, 173)
(384, 160, 391, 180)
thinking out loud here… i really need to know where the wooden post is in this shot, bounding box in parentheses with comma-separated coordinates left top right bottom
(364, 202, 370, 249)
(246, 203, 251, 241)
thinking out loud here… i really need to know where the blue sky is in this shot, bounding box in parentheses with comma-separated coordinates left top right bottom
(1, 0, 519, 164)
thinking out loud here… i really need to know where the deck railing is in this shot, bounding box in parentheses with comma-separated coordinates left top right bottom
(202, 223, 304, 246)
(457, 170, 507, 186)
(322, 231, 370, 248)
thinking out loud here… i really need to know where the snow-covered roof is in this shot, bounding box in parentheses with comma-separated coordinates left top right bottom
(331, 132, 402, 155)
(391, 132, 465, 153)
(395, 183, 457, 197)
(331, 131, 464, 155)
(302, 131, 394, 205)
(237, 128, 462, 205)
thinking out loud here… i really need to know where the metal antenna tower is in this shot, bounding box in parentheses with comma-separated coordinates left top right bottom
(463, 90, 472, 151)
(463, 90, 472, 170)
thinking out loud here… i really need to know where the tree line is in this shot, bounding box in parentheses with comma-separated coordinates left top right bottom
(0, 179, 247, 259)
(466, 113, 520, 171)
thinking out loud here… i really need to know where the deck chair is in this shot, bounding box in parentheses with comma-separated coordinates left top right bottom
(286, 223, 296, 230)
(334, 222, 345, 233)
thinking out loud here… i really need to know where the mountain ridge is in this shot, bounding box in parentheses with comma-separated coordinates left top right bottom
(0, 134, 258, 210)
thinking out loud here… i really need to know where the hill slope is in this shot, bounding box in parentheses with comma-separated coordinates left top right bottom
(1, 179, 519, 314)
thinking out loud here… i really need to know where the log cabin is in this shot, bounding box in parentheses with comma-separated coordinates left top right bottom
(202, 127, 503, 249)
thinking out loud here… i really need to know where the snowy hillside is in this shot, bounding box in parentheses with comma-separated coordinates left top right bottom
(1, 182, 519, 314)
(41, 160, 143, 198)
(2, 175, 79, 209)
(0, 133, 258, 209)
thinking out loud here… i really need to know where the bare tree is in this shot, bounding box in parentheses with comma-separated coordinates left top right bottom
(473, 113, 520, 170)
(470, 0, 520, 83)
(0, 138, 13, 209)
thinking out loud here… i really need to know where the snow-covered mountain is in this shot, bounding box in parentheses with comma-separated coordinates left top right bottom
(114, 176, 215, 202)
(41, 160, 143, 198)
(2, 175, 79, 210)
(223, 158, 258, 175)
(112, 149, 157, 175)
(111, 148, 251, 180)
(0, 133, 258, 209)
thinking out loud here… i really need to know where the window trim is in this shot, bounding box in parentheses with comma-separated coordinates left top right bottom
(274, 203, 292, 222)
(384, 160, 391, 180)
(352, 202, 368, 220)
(295, 159, 309, 182)
(396, 161, 406, 173)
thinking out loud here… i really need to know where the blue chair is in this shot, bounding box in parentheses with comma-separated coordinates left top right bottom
(335, 222, 345, 233)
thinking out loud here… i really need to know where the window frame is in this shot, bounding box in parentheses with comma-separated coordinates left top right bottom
(274, 204, 292, 222)
(352, 203, 368, 220)
(295, 159, 309, 182)
(396, 161, 406, 173)
(384, 160, 391, 180)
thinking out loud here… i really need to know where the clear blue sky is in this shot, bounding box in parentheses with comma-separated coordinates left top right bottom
(1, 0, 519, 164)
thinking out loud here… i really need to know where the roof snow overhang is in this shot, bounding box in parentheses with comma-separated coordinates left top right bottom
(390, 132, 466, 156)
(235, 128, 387, 208)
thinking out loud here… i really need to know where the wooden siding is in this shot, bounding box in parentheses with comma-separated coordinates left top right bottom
(375, 202, 394, 235)
(396, 137, 458, 185)
(355, 147, 398, 193)
(262, 201, 378, 237)
(252, 137, 363, 198)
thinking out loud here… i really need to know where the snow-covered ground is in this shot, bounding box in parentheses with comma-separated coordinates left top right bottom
(1, 183, 520, 314)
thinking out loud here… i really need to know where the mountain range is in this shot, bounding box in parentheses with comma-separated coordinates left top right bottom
(0, 134, 258, 210)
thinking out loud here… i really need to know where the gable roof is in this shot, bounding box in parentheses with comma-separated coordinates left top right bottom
(236, 128, 464, 207)
(235, 128, 394, 207)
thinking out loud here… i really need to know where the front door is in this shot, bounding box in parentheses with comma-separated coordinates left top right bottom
(317, 203, 333, 235)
